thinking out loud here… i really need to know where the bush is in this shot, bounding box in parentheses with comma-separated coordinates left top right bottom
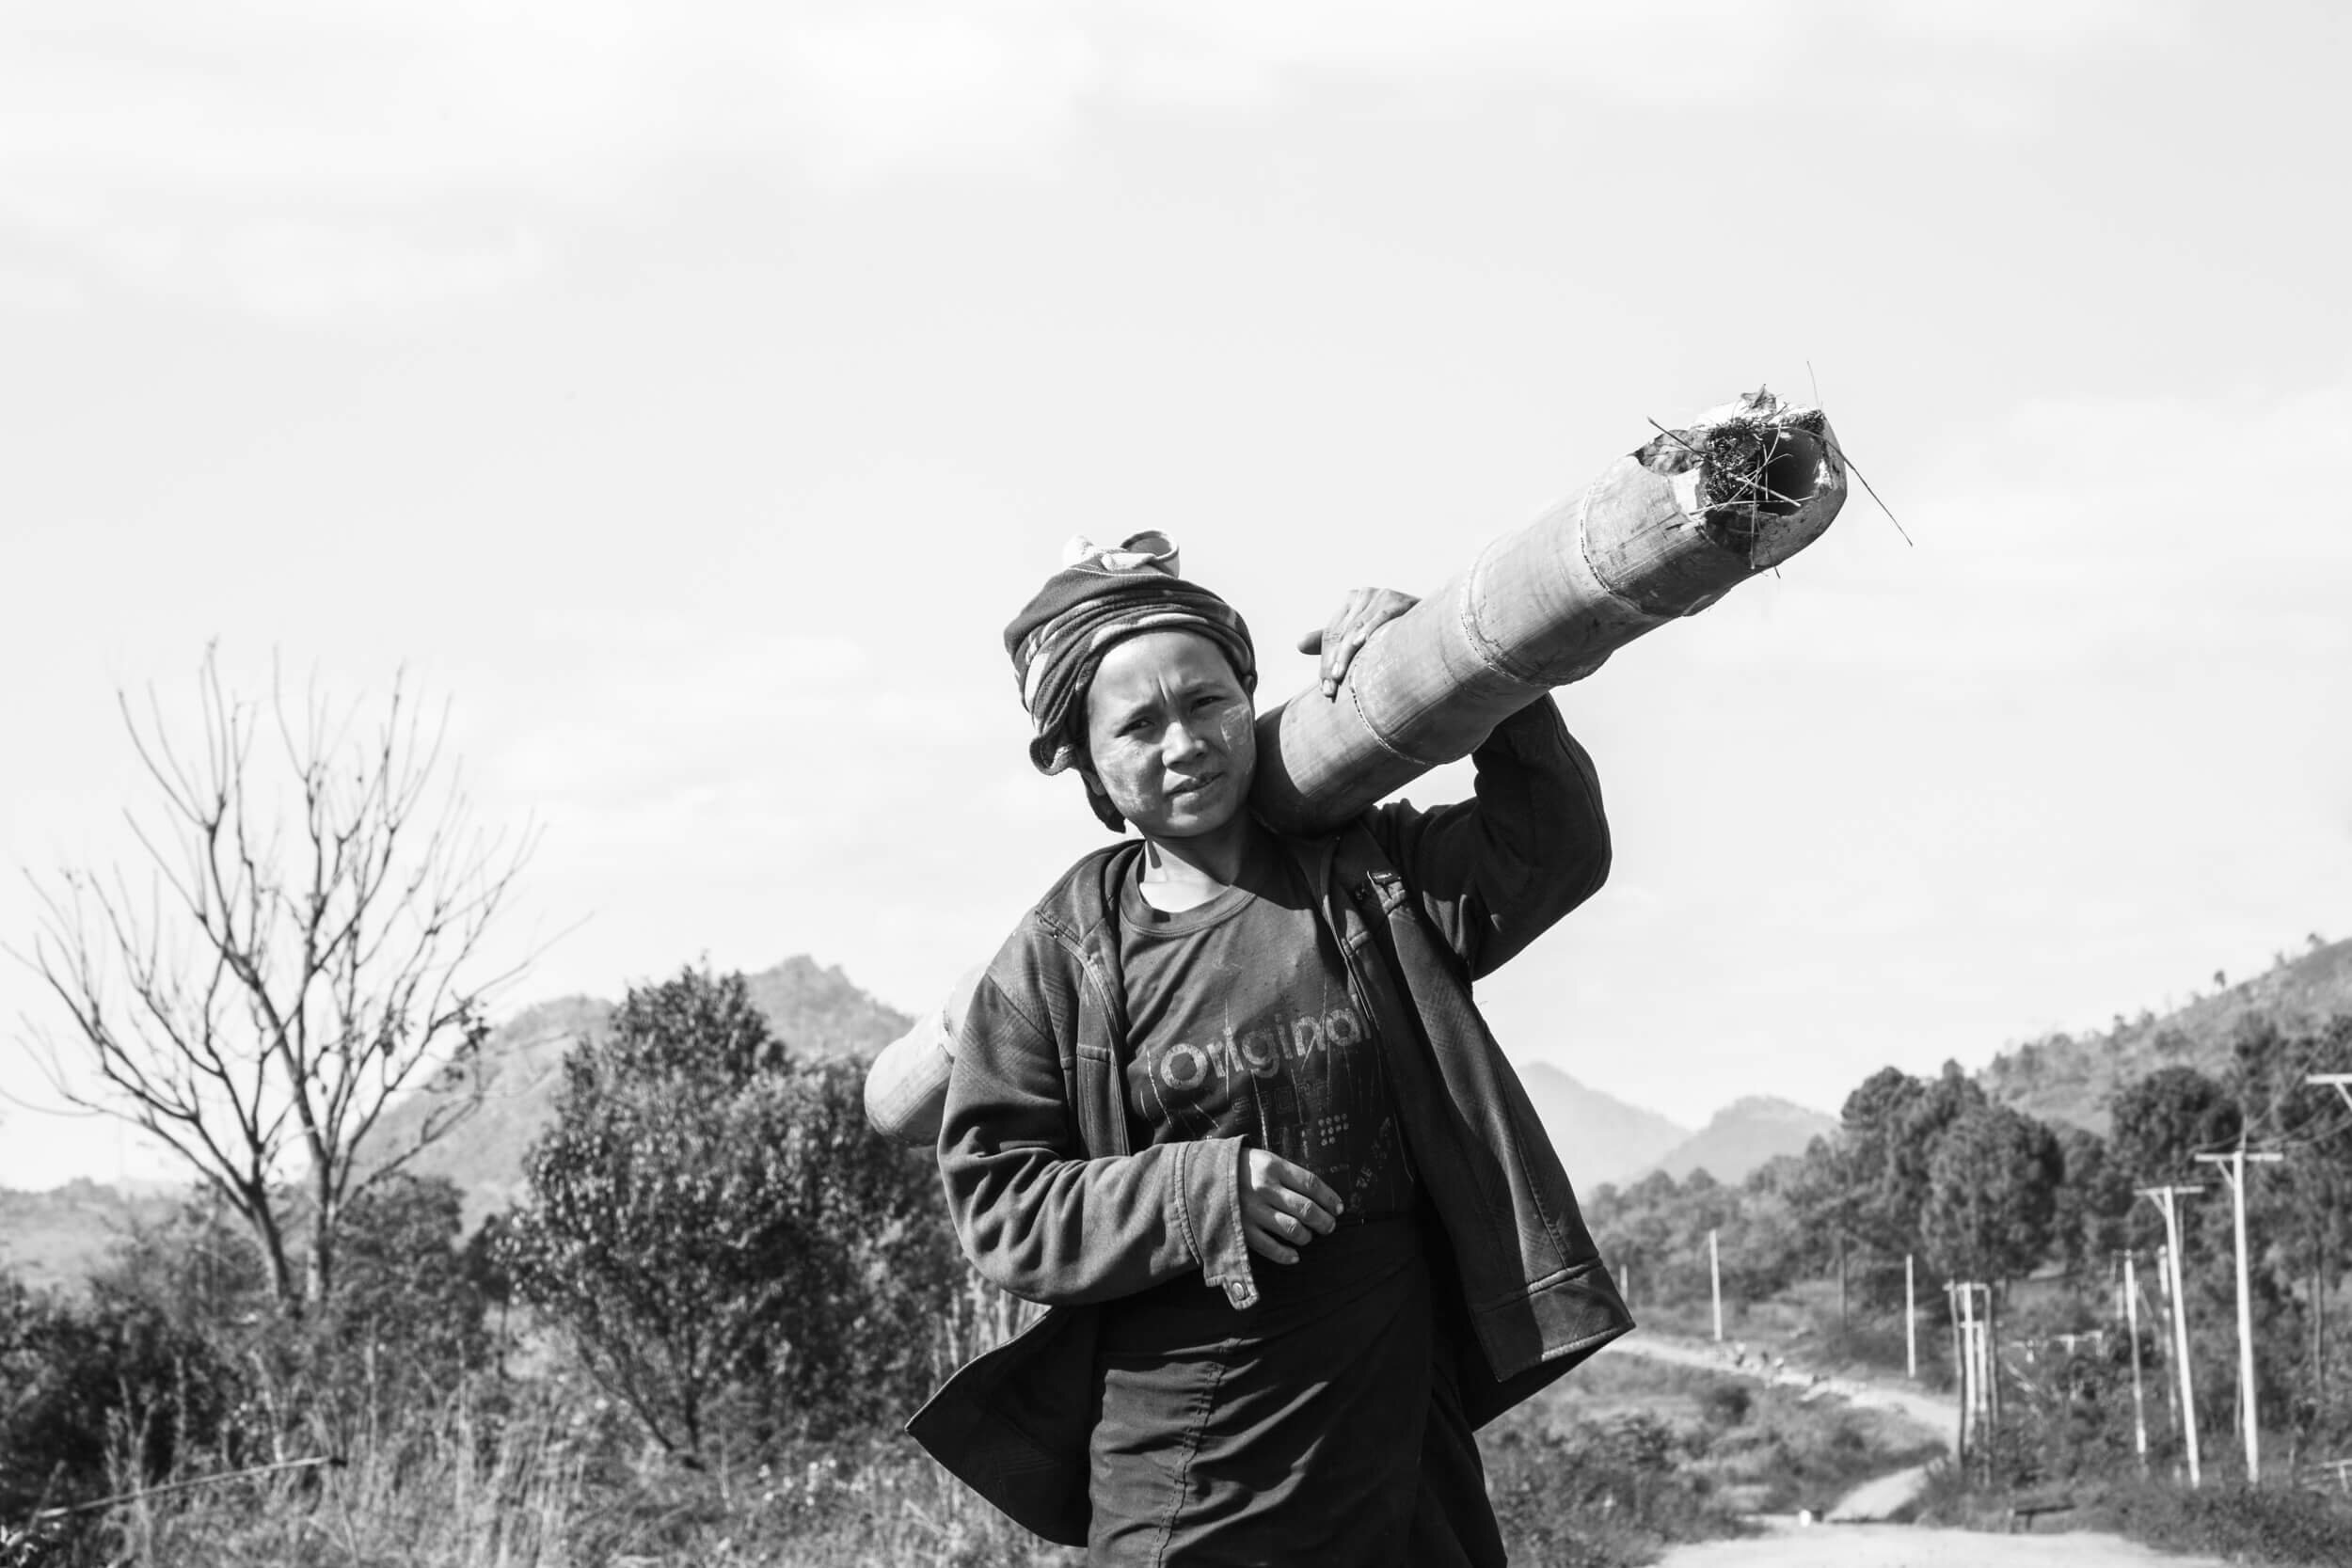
(505, 966, 961, 1463)
(2099, 1475, 2352, 1566)
(1699, 1382, 1751, 1429)
(0, 1261, 246, 1523)
(1485, 1409, 1745, 1568)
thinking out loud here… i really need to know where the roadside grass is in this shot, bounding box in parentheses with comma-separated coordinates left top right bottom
(1631, 1281, 1947, 1392)
(12, 1405, 1080, 1568)
(1483, 1398, 1751, 1568)
(10, 1359, 1821, 1568)
(1899, 1339, 2352, 1567)
(1910, 1461, 2352, 1567)
(13, 1407, 1739, 1568)
(1542, 1346, 1946, 1521)
(6, 1328, 1946, 1567)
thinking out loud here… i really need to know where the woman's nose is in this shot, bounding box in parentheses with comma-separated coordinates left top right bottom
(1163, 720, 1209, 762)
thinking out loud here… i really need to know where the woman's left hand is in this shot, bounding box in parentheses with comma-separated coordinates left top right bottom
(1295, 587, 1419, 701)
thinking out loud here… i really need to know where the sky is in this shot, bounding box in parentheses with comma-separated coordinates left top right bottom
(3, 1, 2348, 1189)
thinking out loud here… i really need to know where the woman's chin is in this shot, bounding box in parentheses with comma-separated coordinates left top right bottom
(1142, 793, 1248, 843)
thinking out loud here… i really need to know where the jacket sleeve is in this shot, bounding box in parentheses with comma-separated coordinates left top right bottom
(1367, 694, 1611, 982)
(936, 944, 1259, 1308)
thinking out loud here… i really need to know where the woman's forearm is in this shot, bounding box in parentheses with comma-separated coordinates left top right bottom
(939, 972, 1259, 1307)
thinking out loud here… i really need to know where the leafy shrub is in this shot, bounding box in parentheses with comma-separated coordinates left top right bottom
(1485, 1409, 1744, 1568)
(1699, 1382, 1751, 1429)
(2099, 1475, 2352, 1566)
(0, 1264, 244, 1521)
(505, 966, 961, 1463)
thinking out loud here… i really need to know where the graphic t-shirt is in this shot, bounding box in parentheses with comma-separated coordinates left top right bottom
(1116, 840, 1413, 1223)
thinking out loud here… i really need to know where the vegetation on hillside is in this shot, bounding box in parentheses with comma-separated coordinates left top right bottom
(1596, 1003, 2352, 1564)
(1984, 933, 2351, 1133)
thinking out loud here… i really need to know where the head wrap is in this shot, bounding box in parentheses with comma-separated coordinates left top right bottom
(1003, 532, 1256, 827)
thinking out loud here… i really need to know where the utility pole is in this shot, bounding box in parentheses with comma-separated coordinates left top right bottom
(2195, 1148, 2283, 1484)
(2124, 1252, 2149, 1469)
(1836, 1230, 1849, 1335)
(1955, 1279, 1995, 1480)
(2309, 1076, 2349, 1417)
(2140, 1183, 2205, 1488)
(2156, 1244, 2178, 1433)
(1906, 1253, 1917, 1380)
(1947, 1280, 1968, 1459)
(1709, 1227, 1724, 1342)
(1986, 1282, 2002, 1435)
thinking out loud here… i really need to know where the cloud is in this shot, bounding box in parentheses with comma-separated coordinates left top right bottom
(0, 1, 2187, 315)
(0, 266, 83, 312)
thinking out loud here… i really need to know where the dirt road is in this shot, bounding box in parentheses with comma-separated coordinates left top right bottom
(1653, 1520, 2232, 1568)
(1613, 1335, 2224, 1566)
(1608, 1330, 1960, 1452)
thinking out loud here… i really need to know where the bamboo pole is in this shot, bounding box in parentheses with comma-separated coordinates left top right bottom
(865, 390, 1849, 1140)
(1251, 390, 1847, 835)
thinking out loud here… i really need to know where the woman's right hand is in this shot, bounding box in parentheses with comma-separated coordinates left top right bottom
(1240, 1148, 1343, 1264)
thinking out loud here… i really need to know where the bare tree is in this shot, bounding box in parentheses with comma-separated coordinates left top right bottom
(15, 650, 534, 1311)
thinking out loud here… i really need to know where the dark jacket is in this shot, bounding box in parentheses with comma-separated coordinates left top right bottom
(914, 697, 1634, 1546)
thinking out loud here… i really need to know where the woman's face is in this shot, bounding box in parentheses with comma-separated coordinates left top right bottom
(1082, 630, 1256, 841)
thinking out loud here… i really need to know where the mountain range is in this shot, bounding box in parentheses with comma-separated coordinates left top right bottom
(2, 958, 1841, 1273)
(387, 958, 1832, 1218)
(1515, 1066, 1837, 1189)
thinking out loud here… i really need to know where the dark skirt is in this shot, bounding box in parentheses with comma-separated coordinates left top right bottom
(1086, 1216, 1453, 1567)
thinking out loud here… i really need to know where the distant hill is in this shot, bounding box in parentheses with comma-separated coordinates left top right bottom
(1982, 935, 2352, 1134)
(0, 1178, 183, 1295)
(384, 958, 914, 1226)
(1517, 1063, 1691, 1188)
(1645, 1095, 1837, 1184)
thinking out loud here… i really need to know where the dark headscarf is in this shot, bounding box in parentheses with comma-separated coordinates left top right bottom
(1004, 532, 1256, 829)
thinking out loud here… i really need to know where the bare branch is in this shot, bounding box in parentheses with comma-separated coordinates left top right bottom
(13, 651, 534, 1311)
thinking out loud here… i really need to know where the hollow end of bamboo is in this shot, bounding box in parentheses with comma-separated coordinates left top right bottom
(1250, 388, 1847, 837)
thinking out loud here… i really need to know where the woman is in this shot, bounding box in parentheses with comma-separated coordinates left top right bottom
(914, 533, 1630, 1565)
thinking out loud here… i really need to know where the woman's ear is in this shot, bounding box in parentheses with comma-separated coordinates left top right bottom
(1076, 766, 1127, 833)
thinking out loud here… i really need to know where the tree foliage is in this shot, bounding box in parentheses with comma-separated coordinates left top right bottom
(2046, 1122, 2132, 1276)
(504, 966, 959, 1462)
(2109, 1065, 2240, 1256)
(1920, 1102, 2062, 1283)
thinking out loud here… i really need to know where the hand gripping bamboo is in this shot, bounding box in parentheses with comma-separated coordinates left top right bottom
(862, 389, 1847, 1144)
(1250, 388, 1846, 835)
